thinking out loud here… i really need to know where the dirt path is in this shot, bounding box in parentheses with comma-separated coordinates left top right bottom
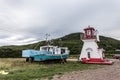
(52, 59, 120, 80)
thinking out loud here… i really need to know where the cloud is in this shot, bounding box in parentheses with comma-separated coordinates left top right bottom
(0, 0, 120, 46)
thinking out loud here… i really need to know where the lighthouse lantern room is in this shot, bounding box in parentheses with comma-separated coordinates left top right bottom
(79, 26, 113, 64)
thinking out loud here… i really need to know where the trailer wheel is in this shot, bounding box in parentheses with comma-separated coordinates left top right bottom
(61, 59, 67, 64)
(29, 57, 34, 63)
(26, 58, 29, 62)
(64, 59, 67, 62)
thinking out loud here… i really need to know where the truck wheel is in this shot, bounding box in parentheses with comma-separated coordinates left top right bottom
(26, 58, 29, 62)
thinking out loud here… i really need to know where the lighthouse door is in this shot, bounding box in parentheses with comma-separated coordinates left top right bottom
(86, 48, 92, 59)
(87, 52, 91, 59)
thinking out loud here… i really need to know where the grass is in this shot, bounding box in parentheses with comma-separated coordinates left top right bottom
(0, 58, 105, 80)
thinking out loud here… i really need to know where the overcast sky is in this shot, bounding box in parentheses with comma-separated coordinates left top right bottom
(0, 0, 120, 46)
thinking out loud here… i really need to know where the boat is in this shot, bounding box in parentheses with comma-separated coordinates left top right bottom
(22, 45, 70, 62)
(22, 33, 70, 62)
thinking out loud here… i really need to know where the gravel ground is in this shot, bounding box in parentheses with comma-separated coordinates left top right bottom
(52, 59, 120, 80)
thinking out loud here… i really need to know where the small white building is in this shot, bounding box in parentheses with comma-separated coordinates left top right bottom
(79, 26, 105, 63)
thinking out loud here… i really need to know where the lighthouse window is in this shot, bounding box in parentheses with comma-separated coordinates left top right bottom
(87, 30, 91, 35)
(88, 52, 90, 58)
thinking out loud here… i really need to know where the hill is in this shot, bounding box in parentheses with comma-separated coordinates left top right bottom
(0, 32, 120, 58)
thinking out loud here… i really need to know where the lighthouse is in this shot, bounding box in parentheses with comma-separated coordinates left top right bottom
(79, 26, 113, 64)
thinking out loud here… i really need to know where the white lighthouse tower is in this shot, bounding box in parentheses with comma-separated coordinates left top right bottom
(79, 26, 113, 64)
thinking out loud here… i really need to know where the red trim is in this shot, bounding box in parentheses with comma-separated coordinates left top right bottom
(89, 58, 104, 62)
(82, 58, 87, 63)
(82, 58, 104, 62)
(81, 58, 114, 65)
(83, 26, 96, 39)
(85, 61, 114, 65)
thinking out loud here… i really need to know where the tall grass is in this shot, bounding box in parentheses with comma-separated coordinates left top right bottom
(0, 58, 105, 80)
